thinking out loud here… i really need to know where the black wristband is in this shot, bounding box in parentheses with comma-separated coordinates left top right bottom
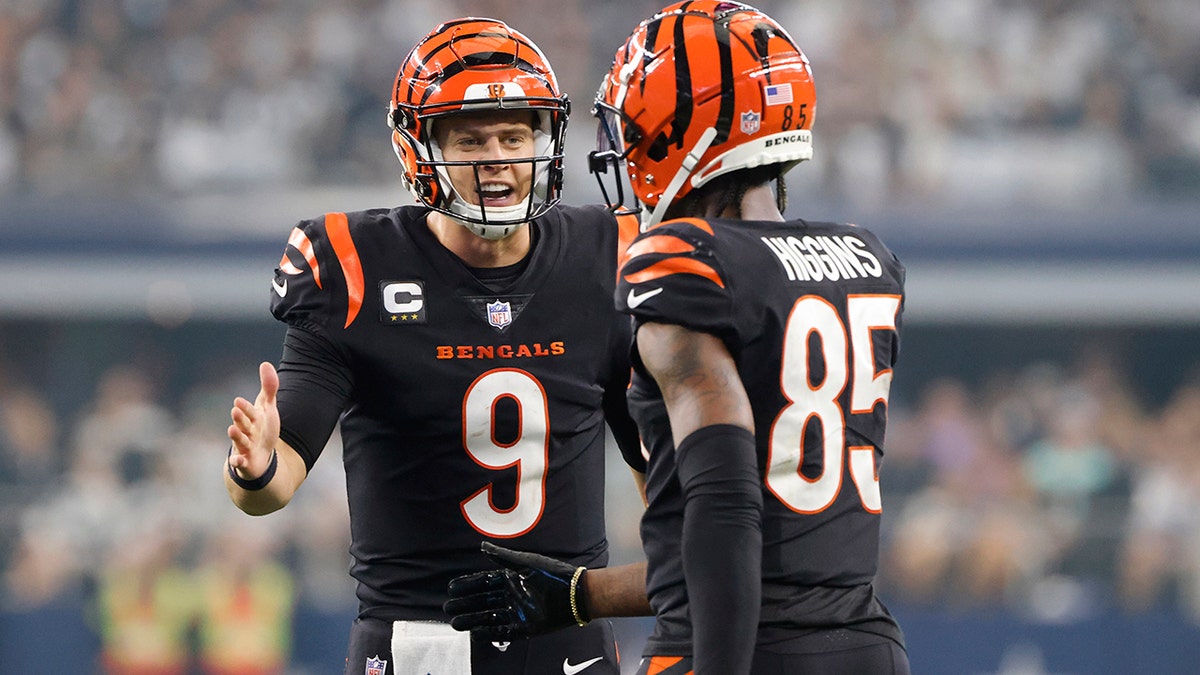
(227, 446, 278, 491)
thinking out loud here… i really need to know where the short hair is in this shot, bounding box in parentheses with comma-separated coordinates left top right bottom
(664, 164, 788, 221)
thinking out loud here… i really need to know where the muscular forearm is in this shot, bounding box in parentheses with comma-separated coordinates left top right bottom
(582, 562, 652, 618)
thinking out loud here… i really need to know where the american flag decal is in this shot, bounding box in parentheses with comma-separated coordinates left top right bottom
(764, 83, 793, 106)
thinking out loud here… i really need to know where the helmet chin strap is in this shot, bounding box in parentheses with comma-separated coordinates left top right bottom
(446, 195, 534, 240)
(642, 127, 718, 231)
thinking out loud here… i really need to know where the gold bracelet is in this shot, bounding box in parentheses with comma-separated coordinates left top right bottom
(569, 566, 589, 626)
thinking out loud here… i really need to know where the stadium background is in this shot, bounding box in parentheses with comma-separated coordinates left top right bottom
(0, 0, 1198, 672)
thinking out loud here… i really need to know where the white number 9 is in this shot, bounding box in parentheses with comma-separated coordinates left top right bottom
(459, 368, 549, 537)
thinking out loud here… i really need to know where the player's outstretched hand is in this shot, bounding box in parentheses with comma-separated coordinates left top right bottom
(444, 542, 588, 639)
(227, 361, 281, 479)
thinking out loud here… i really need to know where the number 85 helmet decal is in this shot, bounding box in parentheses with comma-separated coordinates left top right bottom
(589, 1, 816, 230)
(389, 18, 570, 239)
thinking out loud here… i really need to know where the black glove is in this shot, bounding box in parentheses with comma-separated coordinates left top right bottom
(444, 541, 589, 639)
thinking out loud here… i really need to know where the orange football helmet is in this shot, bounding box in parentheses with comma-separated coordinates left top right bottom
(589, 1, 816, 229)
(389, 18, 570, 239)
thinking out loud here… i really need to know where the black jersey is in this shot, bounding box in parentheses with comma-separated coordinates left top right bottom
(269, 204, 642, 621)
(616, 216, 907, 654)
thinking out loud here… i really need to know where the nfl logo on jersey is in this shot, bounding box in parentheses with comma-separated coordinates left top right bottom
(487, 300, 512, 329)
(365, 656, 387, 675)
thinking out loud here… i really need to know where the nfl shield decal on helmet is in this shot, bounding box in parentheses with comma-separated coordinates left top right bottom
(741, 110, 760, 134)
(487, 299, 512, 329)
(366, 655, 387, 675)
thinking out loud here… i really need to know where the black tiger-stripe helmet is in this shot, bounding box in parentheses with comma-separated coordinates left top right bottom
(590, 1, 815, 229)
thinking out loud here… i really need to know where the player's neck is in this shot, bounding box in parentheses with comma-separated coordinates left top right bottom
(713, 183, 785, 222)
(425, 211, 532, 268)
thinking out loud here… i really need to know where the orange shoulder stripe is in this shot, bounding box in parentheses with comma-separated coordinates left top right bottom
(626, 233, 697, 259)
(324, 212, 364, 329)
(283, 227, 322, 288)
(645, 656, 690, 675)
(650, 217, 714, 235)
(624, 256, 724, 288)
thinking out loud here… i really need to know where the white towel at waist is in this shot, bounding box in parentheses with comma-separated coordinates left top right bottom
(390, 620, 471, 675)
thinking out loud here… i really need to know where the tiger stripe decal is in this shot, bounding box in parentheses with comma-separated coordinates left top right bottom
(624, 256, 724, 288)
(621, 233, 696, 272)
(622, 218, 724, 288)
(281, 227, 321, 289)
(324, 212, 364, 329)
(395, 20, 555, 111)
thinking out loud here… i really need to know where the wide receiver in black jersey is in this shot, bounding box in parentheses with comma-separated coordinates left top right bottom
(224, 18, 645, 675)
(445, 3, 911, 674)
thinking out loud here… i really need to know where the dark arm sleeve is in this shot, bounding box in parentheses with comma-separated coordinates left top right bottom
(275, 325, 354, 472)
(675, 424, 763, 675)
(603, 316, 646, 473)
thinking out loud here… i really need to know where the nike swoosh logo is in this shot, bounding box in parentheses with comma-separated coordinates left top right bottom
(272, 277, 288, 298)
(626, 287, 663, 309)
(563, 656, 603, 675)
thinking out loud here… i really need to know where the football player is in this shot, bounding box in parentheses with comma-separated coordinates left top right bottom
(445, 3, 911, 674)
(224, 18, 646, 675)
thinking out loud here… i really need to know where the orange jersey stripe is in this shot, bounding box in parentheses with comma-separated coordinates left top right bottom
(324, 212, 364, 329)
(645, 656, 690, 675)
(284, 227, 322, 288)
(624, 256, 725, 288)
(649, 217, 714, 236)
(624, 233, 697, 264)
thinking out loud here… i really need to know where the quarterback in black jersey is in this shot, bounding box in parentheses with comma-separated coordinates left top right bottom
(224, 18, 643, 675)
(445, 3, 911, 674)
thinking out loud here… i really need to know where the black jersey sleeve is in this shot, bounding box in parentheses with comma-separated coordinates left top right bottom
(615, 217, 738, 350)
(275, 326, 353, 472)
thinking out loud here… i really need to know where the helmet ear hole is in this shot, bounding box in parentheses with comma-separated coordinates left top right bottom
(647, 133, 671, 162)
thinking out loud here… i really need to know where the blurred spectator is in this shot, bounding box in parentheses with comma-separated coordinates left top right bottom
(1118, 380, 1200, 618)
(194, 521, 295, 675)
(94, 530, 195, 675)
(883, 378, 1040, 607)
(0, 382, 62, 574)
(1022, 380, 1129, 590)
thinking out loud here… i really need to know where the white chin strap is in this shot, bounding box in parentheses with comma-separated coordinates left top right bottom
(446, 197, 534, 240)
(642, 127, 718, 231)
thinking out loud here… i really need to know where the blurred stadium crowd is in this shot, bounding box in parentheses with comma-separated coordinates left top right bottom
(0, 0, 1198, 206)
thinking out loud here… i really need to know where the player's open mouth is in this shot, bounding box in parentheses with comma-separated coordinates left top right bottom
(478, 183, 515, 206)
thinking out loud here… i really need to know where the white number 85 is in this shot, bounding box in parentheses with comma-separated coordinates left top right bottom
(766, 294, 901, 514)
